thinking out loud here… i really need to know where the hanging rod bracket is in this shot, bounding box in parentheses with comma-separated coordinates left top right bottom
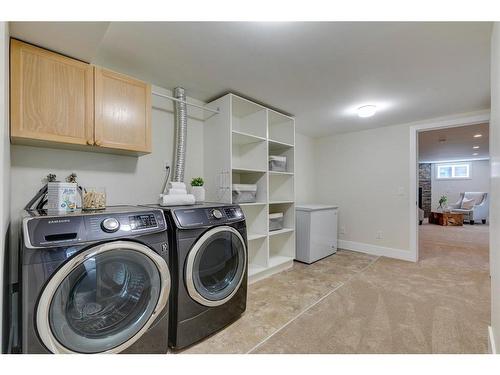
(152, 91, 220, 114)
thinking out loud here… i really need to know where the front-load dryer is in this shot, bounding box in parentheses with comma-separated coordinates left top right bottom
(14, 206, 171, 354)
(144, 203, 247, 350)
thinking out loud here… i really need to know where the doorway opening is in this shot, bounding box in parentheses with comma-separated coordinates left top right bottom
(417, 123, 490, 266)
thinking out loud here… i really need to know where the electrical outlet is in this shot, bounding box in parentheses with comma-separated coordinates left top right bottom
(340, 225, 346, 235)
(376, 231, 383, 239)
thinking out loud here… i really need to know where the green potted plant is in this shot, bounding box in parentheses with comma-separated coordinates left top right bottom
(190, 177, 205, 203)
(438, 195, 448, 211)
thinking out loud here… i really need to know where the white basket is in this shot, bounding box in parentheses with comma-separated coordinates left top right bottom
(269, 155, 287, 172)
(269, 212, 284, 231)
(232, 183, 258, 203)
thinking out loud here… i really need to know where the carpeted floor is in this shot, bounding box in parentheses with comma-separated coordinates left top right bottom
(183, 222, 490, 354)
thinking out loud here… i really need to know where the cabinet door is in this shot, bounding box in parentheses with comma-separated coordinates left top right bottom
(94, 67, 151, 153)
(10, 39, 94, 146)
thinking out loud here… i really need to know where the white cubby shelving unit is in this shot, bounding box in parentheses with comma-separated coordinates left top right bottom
(204, 93, 295, 283)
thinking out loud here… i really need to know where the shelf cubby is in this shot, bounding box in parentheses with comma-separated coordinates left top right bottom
(232, 96, 267, 138)
(269, 230, 295, 266)
(268, 141, 294, 174)
(232, 170, 267, 204)
(241, 203, 268, 239)
(269, 202, 295, 233)
(248, 236, 269, 277)
(232, 134, 267, 171)
(269, 173, 294, 203)
(268, 110, 295, 146)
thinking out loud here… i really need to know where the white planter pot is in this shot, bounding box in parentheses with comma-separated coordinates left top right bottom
(191, 186, 205, 203)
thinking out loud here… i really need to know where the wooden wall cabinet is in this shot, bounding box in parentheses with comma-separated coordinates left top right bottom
(10, 39, 152, 155)
(10, 39, 94, 147)
(94, 67, 151, 153)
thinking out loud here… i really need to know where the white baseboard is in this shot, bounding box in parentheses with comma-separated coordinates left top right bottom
(338, 240, 417, 262)
(489, 326, 497, 354)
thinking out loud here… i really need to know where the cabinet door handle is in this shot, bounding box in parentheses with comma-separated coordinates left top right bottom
(87, 139, 94, 146)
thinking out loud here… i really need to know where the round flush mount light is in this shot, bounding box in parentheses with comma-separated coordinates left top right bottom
(357, 105, 377, 118)
(473, 145, 480, 149)
(473, 134, 483, 138)
(473, 152, 479, 156)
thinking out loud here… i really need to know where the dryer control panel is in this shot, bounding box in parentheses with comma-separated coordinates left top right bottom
(173, 205, 245, 228)
(23, 207, 167, 249)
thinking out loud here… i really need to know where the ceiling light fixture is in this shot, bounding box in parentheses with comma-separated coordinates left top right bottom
(473, 134, 482, 138)
(473, 152, 479, 156)
(357, 105, 377, 118)
(473, 146, 480, 149)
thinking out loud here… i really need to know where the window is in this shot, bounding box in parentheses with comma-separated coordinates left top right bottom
(436, 163, 470, 180)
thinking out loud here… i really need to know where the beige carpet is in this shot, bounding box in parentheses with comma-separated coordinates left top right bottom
(183, 222, 490, 354)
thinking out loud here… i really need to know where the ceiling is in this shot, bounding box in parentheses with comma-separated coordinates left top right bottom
(418, 123, 489, 162)
(9, 22, 492, 137)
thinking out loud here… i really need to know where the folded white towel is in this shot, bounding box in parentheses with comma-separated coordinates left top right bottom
(168, 188, 187, 195)
(168, 181, 186, 189)
(159, 194, 196, 206)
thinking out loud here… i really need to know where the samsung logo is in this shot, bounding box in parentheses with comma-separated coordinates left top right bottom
(47, 219, 71, 224)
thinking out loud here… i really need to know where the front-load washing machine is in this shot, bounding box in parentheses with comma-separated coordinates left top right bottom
(144, 203, 247, 350)
(13, 206, 171, 354)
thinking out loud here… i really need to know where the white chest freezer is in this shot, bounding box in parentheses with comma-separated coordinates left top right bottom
(295, 204, 338, 264)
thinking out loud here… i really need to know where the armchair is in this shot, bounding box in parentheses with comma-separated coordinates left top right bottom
(449, 192, 489, 225)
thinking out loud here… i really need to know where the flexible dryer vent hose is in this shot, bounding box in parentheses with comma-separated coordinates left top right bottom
(172, 87, 187, 182)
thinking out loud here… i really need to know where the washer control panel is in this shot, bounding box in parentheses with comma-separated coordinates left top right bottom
(25, 208, 167, 248)
(174, 205, 245, 228)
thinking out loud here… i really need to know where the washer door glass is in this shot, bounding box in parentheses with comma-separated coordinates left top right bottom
(188, 227, 246, 305)
(46, 246, 162, 353)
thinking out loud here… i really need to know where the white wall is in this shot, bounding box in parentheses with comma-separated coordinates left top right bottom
(315, 123, 411, 257)
(489, 22, 500, 354)
(294, 132, 317, 204)
(430, 160, 490, 210)
(9, 87, 205, 255)
(0, 22, 9, 351)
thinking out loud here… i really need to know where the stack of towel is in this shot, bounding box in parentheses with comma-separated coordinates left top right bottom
(159, 181, 195, 206)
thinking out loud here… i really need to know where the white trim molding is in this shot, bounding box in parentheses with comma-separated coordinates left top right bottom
(489, 326, 497, 354)
(338, 240, 416, 262)
(409, 110, 491, 262)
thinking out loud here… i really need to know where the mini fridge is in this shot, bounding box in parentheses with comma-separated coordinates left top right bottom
(295, 204, 338, 264)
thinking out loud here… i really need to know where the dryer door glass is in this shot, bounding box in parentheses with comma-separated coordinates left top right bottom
(187, 226, 246, 306)
(38, 243, 169, 354)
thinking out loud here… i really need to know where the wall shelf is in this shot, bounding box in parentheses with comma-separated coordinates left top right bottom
(268, 254, 294, 269)
(269, 171, 294, 176)
(248, 234, 268, 241)
(269, 228, 295, 237)
(204, 93, 295, 283)
(232, 130, 267, 144)
(269, 139, 294, 151)
(232, 167, 267, 174)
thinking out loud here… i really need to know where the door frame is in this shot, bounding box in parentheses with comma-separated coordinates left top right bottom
(409, 111, 490, 262)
